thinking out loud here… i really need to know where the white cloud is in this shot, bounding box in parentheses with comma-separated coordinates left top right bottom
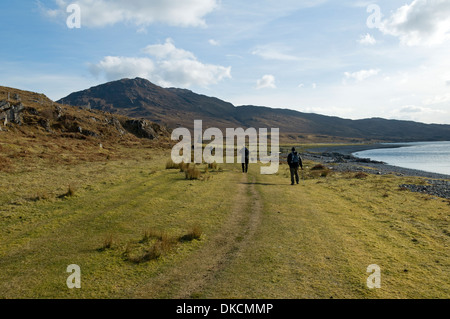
(389, 105, 447, 122)
(312, 83, 317, 89)
(379, 0, 450, 46)
(90, 39, 231, 88)
(89, 56, 155, 81)
(344, 69, 380, 82)
(44, 0, 218, 27)
(252, 45, 302, 61)
(359, 33, 376, 45)
(398, 105, 428, 113)
(143, 39, 195, 60)
(209, 39, 220, 46)
(136, 27, 147, 34)
(298, 83, 304, 88)
(256, 75, 276, 89)
(423, 93, 450, 106)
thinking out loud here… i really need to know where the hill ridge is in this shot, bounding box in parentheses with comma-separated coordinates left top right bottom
(57, 77, 450, 143)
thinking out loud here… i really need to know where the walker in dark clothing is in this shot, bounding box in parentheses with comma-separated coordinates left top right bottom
(241, 147, 249, 173)
(287, 147, 303, 185)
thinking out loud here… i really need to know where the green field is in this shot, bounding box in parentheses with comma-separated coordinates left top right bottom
(0, 146, 449, 299)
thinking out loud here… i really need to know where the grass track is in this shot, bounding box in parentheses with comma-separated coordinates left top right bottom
(0, 152, 449, 298)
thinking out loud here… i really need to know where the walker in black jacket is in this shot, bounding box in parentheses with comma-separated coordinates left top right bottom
(240, 146, 249, 173)
(287, 147, 303, 185)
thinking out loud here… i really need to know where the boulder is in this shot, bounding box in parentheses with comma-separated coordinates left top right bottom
(0, 100, 24, 125)
(122, 119, 158, 139)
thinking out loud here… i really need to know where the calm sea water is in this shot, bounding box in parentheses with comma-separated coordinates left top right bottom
(353, 141, 450, 175)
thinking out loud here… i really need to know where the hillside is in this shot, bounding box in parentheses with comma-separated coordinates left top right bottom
(58, 78, 450, 143)
(57, 78, 239, 131)
(0, 86, 171, 172)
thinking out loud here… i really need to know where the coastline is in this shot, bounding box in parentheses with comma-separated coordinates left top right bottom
(304, 143, 450, 180)
(305, 143, 411, 156)
(300, 143, 450, 199)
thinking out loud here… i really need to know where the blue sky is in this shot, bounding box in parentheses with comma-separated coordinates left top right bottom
(1, 0, 450, 124)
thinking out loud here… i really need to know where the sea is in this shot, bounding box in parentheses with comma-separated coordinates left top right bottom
(353, 141, 450, 176)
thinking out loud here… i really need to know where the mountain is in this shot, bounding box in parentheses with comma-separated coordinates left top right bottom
(58, 78, 450, 143)
(57, 78, 238, 130)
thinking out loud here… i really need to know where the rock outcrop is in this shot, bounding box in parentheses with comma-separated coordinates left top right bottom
(0, 100, 25, 128)
(122, 119, 169, 140)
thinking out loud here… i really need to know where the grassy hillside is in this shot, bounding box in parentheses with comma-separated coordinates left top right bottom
(0, 143, 448, 298)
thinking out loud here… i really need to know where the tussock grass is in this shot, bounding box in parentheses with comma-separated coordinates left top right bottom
(166, 159, 181, 170)
(208, 162, 218, 170)
(311, 164, 326, 171)
(180, 162, 190, 172)
(132, 236, 177, 263)
(30, 191, 51, 202)
(67, 184, 76, 197)
(0, 155, 13, 172)
(320, 169, 331, 177)
(354, 172, 369, 179)
(179, 225, 203, 242)
(59, 184, 76, 198)
(124, 227, 202, 264)
(185, 166, 201, 180)
(141, 229, 164, 243)
(98, 234, 114, 251)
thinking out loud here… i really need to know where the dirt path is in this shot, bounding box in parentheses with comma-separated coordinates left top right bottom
(133, 172, 263, 299)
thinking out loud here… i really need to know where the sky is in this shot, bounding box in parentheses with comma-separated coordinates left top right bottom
(1, 0, 450, 124)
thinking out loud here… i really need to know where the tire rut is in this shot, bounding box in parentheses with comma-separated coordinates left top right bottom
(134, 173, 263, 299)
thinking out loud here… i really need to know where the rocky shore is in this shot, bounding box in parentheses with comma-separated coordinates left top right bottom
(301, 144, 450, 200)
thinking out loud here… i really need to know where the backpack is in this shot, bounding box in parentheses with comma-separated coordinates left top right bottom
(291, 152, 300, 165)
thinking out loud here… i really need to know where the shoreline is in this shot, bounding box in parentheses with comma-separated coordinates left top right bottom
(304, 143, 450, 180)
(300, 143, 450, 199)
(305, 143, 411, 156)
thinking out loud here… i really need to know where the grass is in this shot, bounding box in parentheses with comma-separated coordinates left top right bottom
(0, 143, 240, 298)
(311, 164, 327, 170)
(354, 172, 369, 179)
(125, 233, 177, 264)
(200, 165, 449, 299)
(165, 159, 181, 170)
(179, 225, 203, 242)
(185, 166, 201, 180)
(208, 162, 218, 170)
(65, 184, 76, 197)
(0, 140, 448, 299)
(99, 234, 114, 251)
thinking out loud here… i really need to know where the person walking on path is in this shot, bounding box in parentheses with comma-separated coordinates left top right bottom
(240, 146, 250, 173)
(287, 147, 303, 185)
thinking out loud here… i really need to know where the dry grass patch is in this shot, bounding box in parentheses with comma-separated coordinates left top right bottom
(98, 234, 114, 252)
(179, 225, 203, 242)
(185, 166, 201, 180)
(179, 162, 190, 172)
(208, 162, 218, 170)
(0, 155, 13, 172)
(354, 172, 369, 179)
(311, 164, 326, 171)
(166, 159, 181, 170)
(59, 184, 76, 198)
(122, 226, 203, 264)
